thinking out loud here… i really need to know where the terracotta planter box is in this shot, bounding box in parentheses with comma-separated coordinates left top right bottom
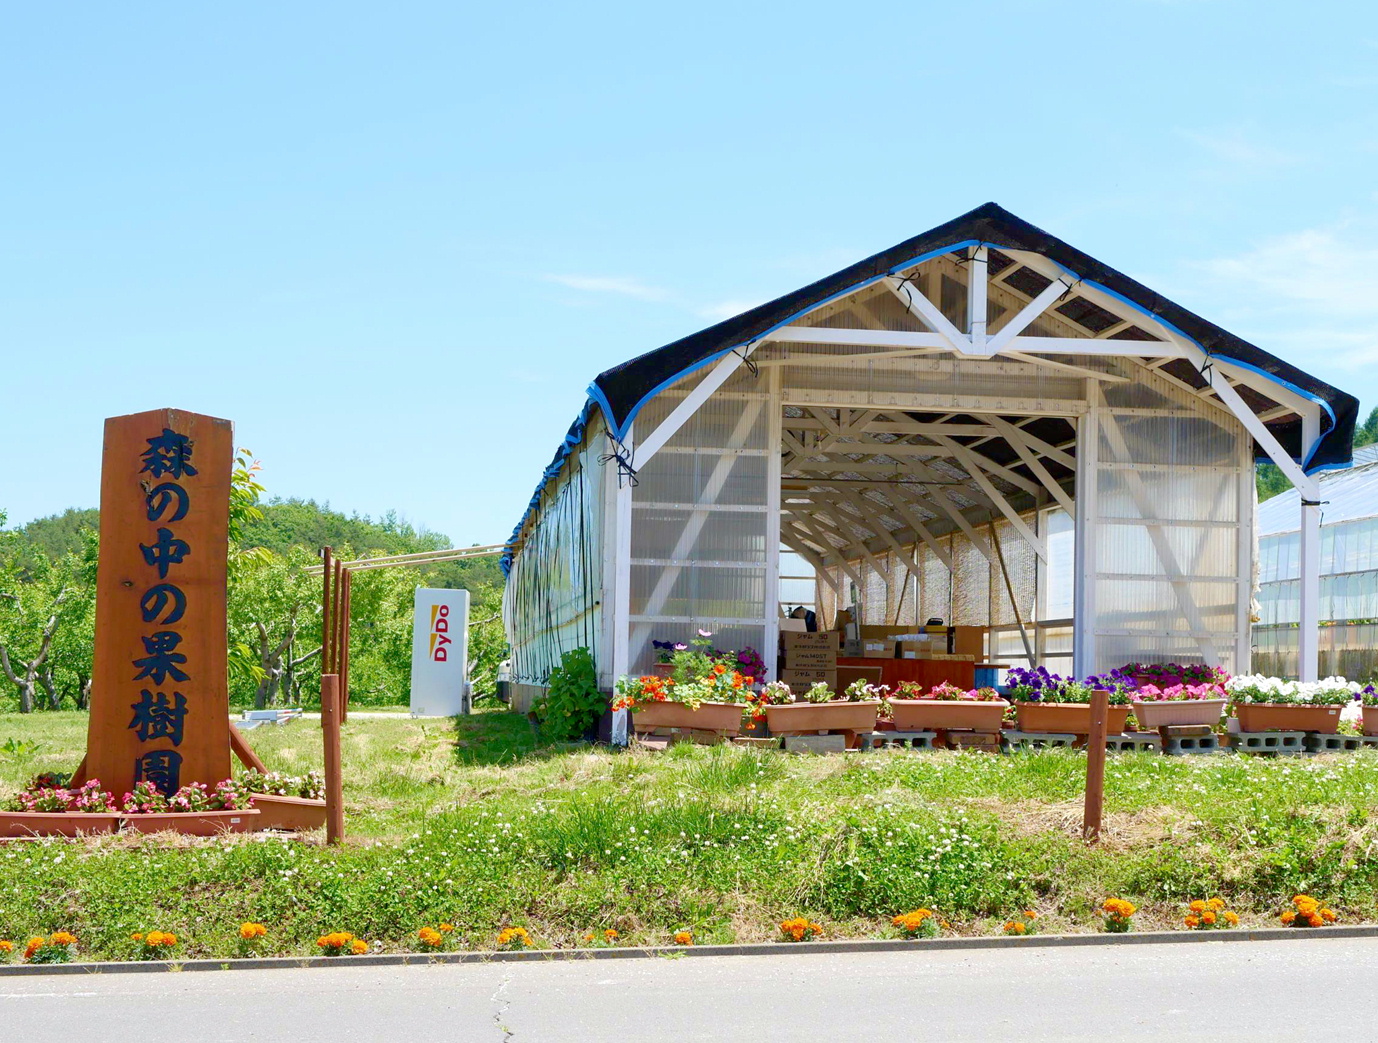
(1130, 698, 1226, 729)
(765, 701, 879, 735)
(890, 699, 1009, 731)
(250, 793, 328, 831)
(0, 812, 120, 838)
(120, 808, 261, 836)
(1014, 702, 1130, 735)
(632, 700, 743, 735)
(1364, 706, 1378, 737)
(1234, 703, 1344, 733)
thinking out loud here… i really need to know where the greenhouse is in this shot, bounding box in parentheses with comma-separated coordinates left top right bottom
(1255, 444, 1378, 678)
(501, 203, 1357, 716)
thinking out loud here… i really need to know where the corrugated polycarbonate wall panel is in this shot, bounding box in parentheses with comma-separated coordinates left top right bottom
(502, 425, 606, 685)
(627, 371, 771, 675)
(1088, 371, 1250, 673)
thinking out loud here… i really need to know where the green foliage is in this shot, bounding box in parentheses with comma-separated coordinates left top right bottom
(1257, 404, 1378, 502)
(8, 713, 1378, 958)
(534, 647, 603, 741)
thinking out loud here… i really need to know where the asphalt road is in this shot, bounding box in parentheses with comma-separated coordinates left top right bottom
(4, 938, 1376, 1042)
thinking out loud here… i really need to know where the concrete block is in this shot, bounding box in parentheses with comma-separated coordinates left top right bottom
(858, 730, 937, 751)
(784, 734, 847, 755)
(1002, 731, 1078, 750)
(1229, 731, 1306, 755)
(1163, 733, 1221, 756)
(1304, 733, 1366, 753)
(1107, 732, 1162, 752)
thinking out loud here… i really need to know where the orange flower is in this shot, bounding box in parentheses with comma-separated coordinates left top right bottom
(239, 922, 267, 940)
(1189, 900, 1207, 914)
(438, 923, 454, 933)
(418, 927, 444, 948)
(23, 937, 43, 960)
(1223, 912, 1240, 926)
(1208, 898, 1226, 911)
(0, 940, 13, 954)
(1024, 910, 1038, 920)
(131, 933, 144, 942)
(497, 927, 532, 950)
(604, 929, 619, 942)
(1004, 921, 1026, 935)
(1184, 915, 1200, 928)
(350, 939, 368, 955)
(1321, 908, 1338, 923)
(49, 932, 76, 947)
(713, 664, 727, 676)
(673, 930, 694, 946)
(1201, 912, 1217, 926)
(1280, 911, 1297, 925)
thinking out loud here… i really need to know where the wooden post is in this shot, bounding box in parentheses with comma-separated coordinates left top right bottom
(340, 568, 351, 724)
(321, 673, 345, 844)
(1083, 688, 1110, 842)
(321, 547, 334, 676)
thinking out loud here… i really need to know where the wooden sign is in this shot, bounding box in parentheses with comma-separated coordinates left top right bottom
(86, 409, 233, 798)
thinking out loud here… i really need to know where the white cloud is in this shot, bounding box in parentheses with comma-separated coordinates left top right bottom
(1188, 223, 1378, 369)
(696, 299, 765, 321)
(1178, 127, 1301, 168)
(544, 274, 671, 302)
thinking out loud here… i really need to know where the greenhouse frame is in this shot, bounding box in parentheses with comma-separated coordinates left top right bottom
(501, 204, 1357, 721)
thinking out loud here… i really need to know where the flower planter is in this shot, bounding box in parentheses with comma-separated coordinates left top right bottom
(764, 701, 879, 735)
(1130, 698, 1227, 729)
(120, 808, 261, 836)
(250, 794, 327, 831)
(650, 663, 676, 680)
(632, 700, 743, 735)
(1364, 706, 1378, 737)
(1014, 702, 1130, 735)
(0, 812, 120, 838)
(890, 699, 1009, 731)
(1234, 703, 1344, 733)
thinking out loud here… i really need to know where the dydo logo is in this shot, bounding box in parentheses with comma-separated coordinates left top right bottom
(428, 603, 454, 662)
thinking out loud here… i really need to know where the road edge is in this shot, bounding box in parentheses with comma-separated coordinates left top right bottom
(2, 923, 1377, 977)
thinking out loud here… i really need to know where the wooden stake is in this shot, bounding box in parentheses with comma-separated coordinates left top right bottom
(1083, 688, 1109, 842)
(321, 673, 345, 844)
(340, 568, 351, 725)
(321, 547, 334, 675)
(229, 726, 269, 774)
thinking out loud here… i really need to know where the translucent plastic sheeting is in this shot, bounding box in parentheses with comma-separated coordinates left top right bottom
(502, 425, 606, 685)
(1084, 371, 1251, 673)
(1254, 623, 1378, 681)
(627, 366, 770, 675)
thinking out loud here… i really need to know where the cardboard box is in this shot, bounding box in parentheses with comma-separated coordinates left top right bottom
(783, 631, 839, 649)
(781, 668, 837, 689)
(779, 617, 809, 633)
(861, 640, 895, 659)
(952, 626, 985, 659)
(785, 650, 838, 668)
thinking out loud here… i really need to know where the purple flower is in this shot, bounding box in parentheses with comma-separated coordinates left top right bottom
(698, 629, 713, 638)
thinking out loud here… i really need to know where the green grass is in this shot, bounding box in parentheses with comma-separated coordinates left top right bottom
(3, 710, 1378, 961)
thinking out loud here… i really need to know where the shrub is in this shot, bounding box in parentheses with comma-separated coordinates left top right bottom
(535, 648, 603, 742)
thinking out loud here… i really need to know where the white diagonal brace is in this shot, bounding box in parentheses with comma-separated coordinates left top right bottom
(988, 417, 1076, 516)
(884, 275, 970, 353)
(931, 435, 1047, 562)
(636, 347, 754, 464)
(985, 277, 1074, 354)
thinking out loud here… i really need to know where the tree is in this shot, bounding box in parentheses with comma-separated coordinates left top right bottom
(0, 532, 91, 712)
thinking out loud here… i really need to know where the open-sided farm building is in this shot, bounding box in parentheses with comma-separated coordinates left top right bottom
(501, 203, 1357, 708)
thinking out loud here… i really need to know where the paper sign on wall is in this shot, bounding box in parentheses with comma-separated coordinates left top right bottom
(410, 587, 469, 717)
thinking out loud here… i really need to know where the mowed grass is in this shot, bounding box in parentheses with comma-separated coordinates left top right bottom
(3, 709, 1378, 960)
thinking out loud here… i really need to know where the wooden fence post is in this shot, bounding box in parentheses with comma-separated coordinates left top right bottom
(321, 673, 345, 844)
(1083, 687, 1109, 842)
(340, 567, 351, 724)
(321, 547, 334, 676)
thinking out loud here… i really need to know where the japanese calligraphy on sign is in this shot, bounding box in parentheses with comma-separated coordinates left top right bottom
(86, 410, 232, 797)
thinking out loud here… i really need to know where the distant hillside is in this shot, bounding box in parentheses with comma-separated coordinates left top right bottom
(11, 498, 502, 590)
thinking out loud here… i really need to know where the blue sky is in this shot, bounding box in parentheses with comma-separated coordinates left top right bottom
(2, 2, 1376, 546)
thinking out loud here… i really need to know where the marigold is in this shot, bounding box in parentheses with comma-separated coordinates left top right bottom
(673, 930, 694, 946)
(778, 917, 823, 943)
(1004, 921, 1026, 935)
(350, 940, 368, 955)
(438, 923, 454, 933)
(1024, 910, 1038, 920)
(1201, 912, 1217, 926)
(1189, 900, 1207, 913)
(1102, 899, 1136, 933)
(1280, 911, 1297, 925)
(24, 937, 44, 960)
(418, 927, 444, 948)
(239, 922, 267, 941)
(0, 940, 13, 954)
(317, 931, 364, 955)
(1184, 915, 1200, 928)
(892, 909, 940, 939)
(604, 929, 618, 942)
(50, 932, 76, 946)
(497, 927, 532, 951)
(1208, 898, 1226, 911)
(1223, 912, 1240, 926)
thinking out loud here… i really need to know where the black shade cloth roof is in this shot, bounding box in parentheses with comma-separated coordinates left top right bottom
(505, 203, 1357, 573)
